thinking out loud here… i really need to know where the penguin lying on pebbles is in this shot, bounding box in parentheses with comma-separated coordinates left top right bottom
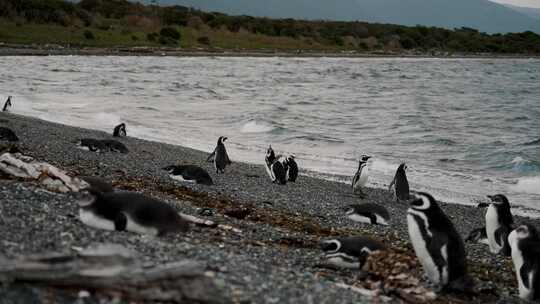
(508, 224, 540, 301)
(162, 165, 213, 185)
(113, 123, 126, 137)
(264, 145, 287, 185)
(320, 236, 386, 269)
(2, 96, 12, 112)
(352, 155, 371, 196)
(0, 127, 18, 142)
(466, 227, 488, 245)
(345, 203, 390, 226)
(407, 192, 473, 292)
(207, 136, 231, 174)
(389, 163, 410, 202)
(77, 138, 128, 153)
(77, 189, 189, 236)
(485, 194, 514, 256)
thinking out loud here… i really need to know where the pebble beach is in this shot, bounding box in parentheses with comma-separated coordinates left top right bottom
(0, 111, 537, 303)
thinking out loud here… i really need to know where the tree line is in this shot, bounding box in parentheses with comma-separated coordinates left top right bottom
(1, 0, 539, 54)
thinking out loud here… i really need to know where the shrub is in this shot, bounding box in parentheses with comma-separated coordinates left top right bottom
(197, 36, 210, 45)
(160, 27, 181, 40)
(83, 30, 95, 40)
(132, 35, 138, 41)
(147, 32, 159, 41)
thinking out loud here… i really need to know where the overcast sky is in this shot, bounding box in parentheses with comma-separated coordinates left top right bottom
(490, 0, 540, 8)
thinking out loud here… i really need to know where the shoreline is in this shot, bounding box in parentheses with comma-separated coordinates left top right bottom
(1, 43, 539, 59)
(0, 112, 536, 303)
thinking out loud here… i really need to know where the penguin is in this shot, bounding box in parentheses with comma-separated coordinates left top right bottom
(407, 192, 473, 292)
(264, 146, 287, 185)
(81, 176, 114, 193)
(162, 165, 213, 185)
(345, 203, 390, 226)
(101, 139, 129, 153)
(77, 189, 189, 236)
(207, 136, 231, 174)
(113, 123, 126, 137)
(508, 224, 540, 301)
(389, 163, 410, 202)
(351, 155, 371, 196)
(285, 155, 298, 182)
(320, 236, 386, 269)
(264, 145, 277, 181)
(77, 138, 106, 152)
(485, 194, 514, 256)
(465, 227, 489, 245)
(2, 96, 12, 112)
(0, 127, 18, 142)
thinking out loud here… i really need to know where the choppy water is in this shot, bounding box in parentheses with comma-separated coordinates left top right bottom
(1, 56, 539, 215)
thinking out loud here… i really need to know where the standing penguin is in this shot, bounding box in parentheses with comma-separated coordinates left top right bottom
(207, 136, 231, 174)
(113, 123, 126, 137)
(2, 96, 12, 112)
(264, 145, 287, 185)
(320, 236, 386, 269)
(285, 155, 298, 182)
(389, 163, 410, 202)
(508, 224, 540, 301)
(77, 189, 189, 236)
(485, 194, 514, 256)
(407, 192, 473, 292)
(351, 155, 371, 196)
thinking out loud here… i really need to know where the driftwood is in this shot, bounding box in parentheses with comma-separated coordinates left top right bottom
(0, 153, 88, 193)
(0, 244, 230, 303)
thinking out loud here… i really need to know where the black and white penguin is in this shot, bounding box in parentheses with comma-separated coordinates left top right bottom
(264, 145, 287, 185)
(77, 189, 189, 236)
(207, 136, 231, 174)
(485, 194, 514, 256)
(407, 192, 473, 292)
(320, 236, 386, 269)
(465, 227, 489, 245)
(345, 203, 390, 226)
(351, 155, 371, 195)
(101, 139, 129, 153)
(2, 96, 12, 112)
(113, 123, 126, 137)
(0, 127, 18, 142)
(389, 163, 410, 202)
(285, 155, 298, 182)
(508, 224, 540, 301)
(162, 165, 213, 185)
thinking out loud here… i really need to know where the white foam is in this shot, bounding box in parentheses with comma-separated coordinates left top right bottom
(240, 121, 275, 133)
(510, 177, 540, 195)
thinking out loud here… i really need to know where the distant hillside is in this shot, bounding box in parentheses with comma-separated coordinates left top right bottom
(503, 4, 540, 20)
(1, 0, 539, 55)
(143, 0, 540, 34)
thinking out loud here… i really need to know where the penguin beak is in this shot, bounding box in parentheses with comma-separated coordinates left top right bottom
(224, 137, 228, 142)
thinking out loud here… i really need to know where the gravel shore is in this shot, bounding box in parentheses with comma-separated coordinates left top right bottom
(0, 112, 537, 303)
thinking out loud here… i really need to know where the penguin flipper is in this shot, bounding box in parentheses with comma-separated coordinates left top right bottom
(427, 231, 450, 283)
(114, 213, 128, 231)
(494, 226, 511, 254)
(352, 173, 360, 188)
(388, 176, 396, 191)
(206, 151, 215, 162)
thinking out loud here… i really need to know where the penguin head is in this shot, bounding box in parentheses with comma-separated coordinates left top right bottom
(320, 239, 342, 253)
(361, 155, 371, 162)
(511, 224, 538, 243)
(218, 136, 228, 144)
(162, 165, 177, 174)
(408, 192, 436, 211)
(75, 187, 101, 207)
(398, 163, 407, 171)
(119, 123, 126, 136)
(487, 194, 509, 207)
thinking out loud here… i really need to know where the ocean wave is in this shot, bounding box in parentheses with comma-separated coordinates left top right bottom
(523, 138, 540, 146)
(510, 177, 540, 195)
(240, 121, 275, 133)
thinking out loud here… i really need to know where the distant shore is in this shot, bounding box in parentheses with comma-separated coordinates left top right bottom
(1, 43, 539, 59)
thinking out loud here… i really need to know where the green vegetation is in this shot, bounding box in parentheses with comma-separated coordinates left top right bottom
(0, 0, 539, 54)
